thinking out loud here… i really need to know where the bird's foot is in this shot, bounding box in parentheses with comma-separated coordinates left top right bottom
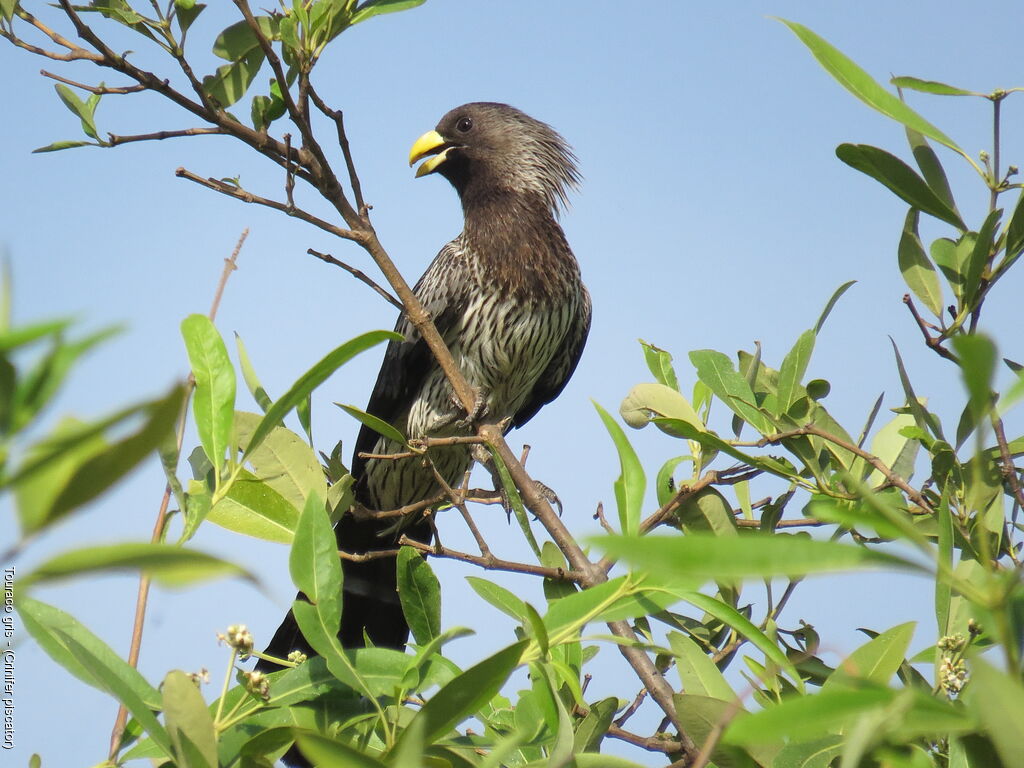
(495, 479, 563, 520)
(429, 387, 490, 433)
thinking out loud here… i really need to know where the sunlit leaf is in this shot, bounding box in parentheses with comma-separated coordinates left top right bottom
(397, 545, 441, 645)
(162, 670, 217, 768)
(182, 314, 235, 469)
(594, 401, 645, 535)
(898, 209, 943, 316)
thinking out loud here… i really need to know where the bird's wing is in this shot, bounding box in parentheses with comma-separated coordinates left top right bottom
(512, 284, 592, 429)
(351, 242, 467, 481)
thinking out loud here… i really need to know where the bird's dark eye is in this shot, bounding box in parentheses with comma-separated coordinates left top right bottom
(456, 117, 473, 133)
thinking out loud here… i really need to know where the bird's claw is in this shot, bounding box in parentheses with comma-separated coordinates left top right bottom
(497, 479, 563, 520)
(429, 388, 490, 433)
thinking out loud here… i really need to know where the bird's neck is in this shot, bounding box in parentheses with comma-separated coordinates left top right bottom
(459, 189, 578, 300)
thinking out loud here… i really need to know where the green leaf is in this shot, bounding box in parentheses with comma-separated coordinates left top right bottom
(689, 350, 773, 434)
(242, 330, 397, 462)
(23, 542, 253, 587)
(336, 402, 406, 446)
(350, 0, 426, 25)
(295, 732, 386, 767)
(54, 83, 100, 140)
(1005, 190, 1024, 262)
(234, 332, 272, 412)
(32, 140, 97, 153)
(823, 622, 915, 689)
(397, 545, 441, 645)
(640, 340, 680, 390)
(620, 382, 703, 431)
(18, 597, 162, 710)
(898, 209, 944, 316)
(174, 0, 205, 35)
(890, 76, 981, 97)
(965, 657, 1024, 768)
(206, 469, 299, 543)
(675, 486, 738, 537)
(905, 128, 958, 216)
(836, 144, 964, 229)
(595, 533, 924, 581)
(234, 410, 326, 509)
(963, 209, 1002, 305)
(815, 280, 856, 335)
(953, 334, 996, 422)
(1, 0, 18, 23)
(778, 19, 963, 154)
(777, 329, 815, 416)
(202, 49, 265, 107)
(212, 15, 278, 60)
(399, 640, 527, 747)
(890, 339, 944, 440)
(865, 410, 918, 487)
(544, 575, 683, 637)
(593, 401, 645, 535)
(289, 492, 340, 634)
(574, 697, 617, 753)
(182, 314, 235, 470)
(771, 736, 844, 768)
(935, 486, 953, 637)
(162, 670, 217, 768)
(466, 576, 528, 621)
(678, 591, 803, 691)
(40, 385, 182, 529)
(669, 632, 735, 701)
(485, 445, 543, 559)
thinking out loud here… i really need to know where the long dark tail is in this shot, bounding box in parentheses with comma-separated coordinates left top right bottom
(255, 510, 431, 766)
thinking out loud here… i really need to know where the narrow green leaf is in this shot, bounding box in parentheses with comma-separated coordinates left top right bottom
(294, 732, 386, 767)
(350, 0, 426, 25)
(18, 597, 162, 709)
(865, 410, 918, 486)
(680, 591, 803, 691)
(574, 697, 617, 754)
(289, 492, 340, 635)
(890, 76, 982, 97)
(544, 575, 684, 637)
(823, 622, 915, 689)
(689, 350, 772, 434)
(952, 334, 997, 421)
(54, 83, 100, 140)
(640, 340, 680, 391)
(162, 670, 217, 768)
(242, 330, 397, 462)
(397, 545, 441, 645)
(32, 140, 96, 153)
(596, 533, 925, 580)
(898, 209, 944, 316)
(1005, 190, 1024, 262)
(23, 542, 253, 587)
(336, 402, 406, 446)
(890, 339, 944, 440)
(777, 329, 816, 416)
(836, 144, 964, 229)
(815, 280, 856, 335)
(779, 19, 963, 154)
(0, 317, 72, 352)
(668, 632, 735, 700)
(594, 401, 645, 535)
(935, 486, 953, 637)
(234, 332, 272, 412)
(55, 631, 173, 754)
(43, 385, 182, 528)
(963, 209, 1002, 305)
(486, 445, 543, 558)
(400, 640, 527, 747)
(182, 314, 235, 469)
(965, 658, 1024, 768)
(466, 576, 528, 621)
(905, 128, 958, 215)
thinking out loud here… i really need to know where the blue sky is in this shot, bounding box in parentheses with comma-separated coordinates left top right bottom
(3, 1, 1024, 764)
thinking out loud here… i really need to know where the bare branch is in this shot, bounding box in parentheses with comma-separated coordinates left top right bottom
(41, 69, 146, 93)
(398, 534, 584, 582)
(108, 127, 224, 146)
(175, 167, 363, 243)
(305, 248, 401, 309)
(309, 86, 366, 216)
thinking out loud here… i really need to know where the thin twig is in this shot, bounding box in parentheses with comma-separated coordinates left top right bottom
(903, 294, 958, 362)
(306, 248, 401, 310)
(606, 723, 682, 754)
(397, 535, 584, 581)
(109, 233, 246, 757)
(40, 68, 146, 93)
(308, 87, 366, 216)
(175, 167, 362, 242)
(992, 414, 1024, 511)
(107, 127, 224, 146)
(614, 687, 649, 727)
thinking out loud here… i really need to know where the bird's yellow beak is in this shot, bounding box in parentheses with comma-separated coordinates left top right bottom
(409, 130, 451, 178)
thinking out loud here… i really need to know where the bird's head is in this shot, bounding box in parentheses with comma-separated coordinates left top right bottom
(408, 102, 579, 214)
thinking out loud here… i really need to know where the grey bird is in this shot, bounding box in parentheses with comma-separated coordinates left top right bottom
(261, 101, 591, 665)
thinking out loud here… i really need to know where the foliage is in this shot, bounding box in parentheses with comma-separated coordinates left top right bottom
(2, 4, 1024, 768)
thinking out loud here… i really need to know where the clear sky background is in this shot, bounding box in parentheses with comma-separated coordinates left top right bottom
(3, 1, 1024, 765)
